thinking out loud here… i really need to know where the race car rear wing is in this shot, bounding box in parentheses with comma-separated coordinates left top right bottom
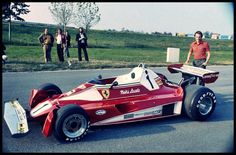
(167, 63, 219, 84)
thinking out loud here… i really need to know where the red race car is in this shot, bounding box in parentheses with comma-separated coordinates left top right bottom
(4, 63, 219, 142)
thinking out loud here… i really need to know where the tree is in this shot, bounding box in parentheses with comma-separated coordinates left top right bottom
(2, 2, 30, 42)
(49, 2, 74, 32)
(73, 2, 101, 32)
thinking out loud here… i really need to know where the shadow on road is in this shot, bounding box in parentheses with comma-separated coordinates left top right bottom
(78, 115, 191, 142)
(206, 93, 233, 122)
(84, 121, 175, 142)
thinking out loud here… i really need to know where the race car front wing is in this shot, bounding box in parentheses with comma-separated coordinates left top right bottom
(4, 99, 29, 136)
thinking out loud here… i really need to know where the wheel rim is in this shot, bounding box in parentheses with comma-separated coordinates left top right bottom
(62, 114, 87, 138)
(198, 97, 213, 115)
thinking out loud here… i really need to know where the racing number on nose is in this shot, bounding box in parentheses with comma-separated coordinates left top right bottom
(102, 89, 110, 99)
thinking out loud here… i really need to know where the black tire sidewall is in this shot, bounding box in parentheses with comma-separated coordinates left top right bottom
(184, 85, 216, 121)
(38, 83, 62, 97)
(54, 104, 90, 142)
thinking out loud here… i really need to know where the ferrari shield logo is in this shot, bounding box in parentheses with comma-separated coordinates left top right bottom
(102, 89, 110, 99)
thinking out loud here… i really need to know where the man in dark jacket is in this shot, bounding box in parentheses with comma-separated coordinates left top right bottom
(75, 27, 89, 62)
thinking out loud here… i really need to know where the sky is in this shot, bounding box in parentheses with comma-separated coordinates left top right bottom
(19, 2, 234, 35)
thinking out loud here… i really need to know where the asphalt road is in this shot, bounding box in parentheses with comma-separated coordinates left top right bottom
(2, 65, 234, 153)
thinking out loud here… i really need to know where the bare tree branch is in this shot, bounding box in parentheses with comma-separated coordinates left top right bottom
(73, 2, 101, 32)
(49, 2, 74, 32)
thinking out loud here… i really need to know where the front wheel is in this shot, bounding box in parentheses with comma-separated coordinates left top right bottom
(54, 104, 90, 142)
(38, 83, 62, 98)
(30, 83, 62, 109)
(183, 85, 216, 121)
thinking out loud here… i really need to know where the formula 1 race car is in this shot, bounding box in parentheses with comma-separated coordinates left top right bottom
(4, 63, 219, 142)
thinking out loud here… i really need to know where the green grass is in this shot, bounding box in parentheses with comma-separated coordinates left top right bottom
(2, 21, 234, 72)
(2, 45, 233, 72)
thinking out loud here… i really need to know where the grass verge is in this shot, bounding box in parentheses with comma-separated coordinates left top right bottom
(2, 45, 233, 72)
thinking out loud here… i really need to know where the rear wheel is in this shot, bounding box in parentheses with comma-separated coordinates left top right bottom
(54, 104, 90, 142)
(183, 85, 216, 121)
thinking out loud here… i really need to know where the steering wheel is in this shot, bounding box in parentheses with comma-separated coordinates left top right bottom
(138, 63, 147, 68)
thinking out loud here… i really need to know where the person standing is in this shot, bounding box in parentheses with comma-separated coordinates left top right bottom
(64, 31, 71, 58)
(76, 27, 89, 62)
(185, 31, 211, 86)
(55, 28, 66, 62)
(38, 28, 54, 63)
(64, 31, 72, 66)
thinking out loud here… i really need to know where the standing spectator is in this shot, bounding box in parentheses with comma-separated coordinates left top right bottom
(185, 31, 211, 86)
(64, 31, 71, 58)
(76, 27, 89, 62)
(38, 28, 54, 63)
(55, 28, 66, 62)
(64, 31, 72, 66)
